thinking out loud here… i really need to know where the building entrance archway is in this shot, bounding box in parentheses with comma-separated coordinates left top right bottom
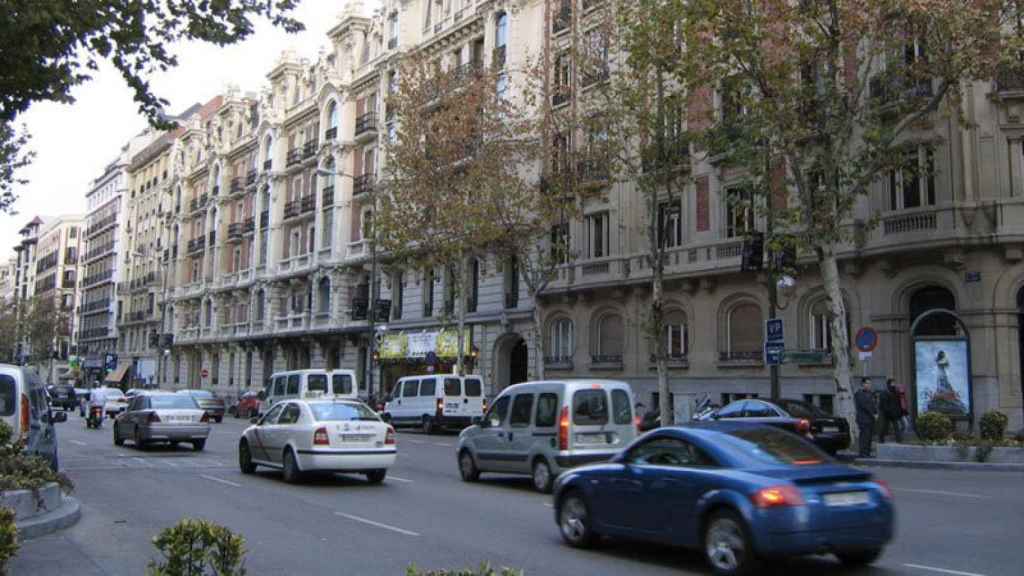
(495, 334, 529, 392)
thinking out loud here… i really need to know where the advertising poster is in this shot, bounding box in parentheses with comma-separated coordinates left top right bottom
(914, 340, 970, 417)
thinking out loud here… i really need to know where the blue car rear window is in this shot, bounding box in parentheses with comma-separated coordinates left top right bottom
(722, 427, 829, 466)
(0, 375, 14, 416)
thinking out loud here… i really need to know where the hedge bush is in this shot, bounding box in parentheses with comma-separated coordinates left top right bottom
(406, 564, 523, 576)
(980, 411, 1009, 441)
(0, 507, 17, 576)
(916, 412, 953, 442)
(0, 422, 73, 494)
(148, 518, 247, 576)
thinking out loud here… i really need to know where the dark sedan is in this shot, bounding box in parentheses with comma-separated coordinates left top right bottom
(553, 423, 894, 576)
(709, 398, 851, 454)
(176, 389, 226, 423)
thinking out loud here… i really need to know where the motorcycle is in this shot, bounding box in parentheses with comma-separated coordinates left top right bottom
(86, 405, 103, 429)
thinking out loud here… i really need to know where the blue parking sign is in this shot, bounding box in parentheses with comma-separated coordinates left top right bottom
(765, 319, 784, 343)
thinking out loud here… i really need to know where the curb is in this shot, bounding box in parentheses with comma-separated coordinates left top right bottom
(16, 497, 81, 540)
(853, 458, 1024, 472)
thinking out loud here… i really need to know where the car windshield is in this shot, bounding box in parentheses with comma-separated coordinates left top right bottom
(105, 389, 125, 399)
(190, 390, 213, 398)
(721, 426, 830, 466)
(309, 402, 380, 422)
(776, 400, 827, 419)
(150, 395, 199, 410)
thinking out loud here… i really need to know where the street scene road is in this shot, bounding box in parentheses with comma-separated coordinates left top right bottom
(12, 412, 1023, 576)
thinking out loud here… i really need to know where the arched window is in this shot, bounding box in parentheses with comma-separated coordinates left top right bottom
(212, 165, 221, 193)
(328, 101, 339, 130)
(723, 301, 762, 361)
(264, 136, 273, 164)
(256, 289, 265, 321)
(323, 159, 336, 189)
(204, 300, 213, 327)
(318, 277, 331, 314)
(548, 317, 574, 361)
(594, 312, 624, 360)
(910, 286, 957, 336)
(664, 309, 688, 359)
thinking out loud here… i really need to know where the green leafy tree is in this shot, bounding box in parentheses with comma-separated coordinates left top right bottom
(0, 298, 18, 363)
(21, 295, 69, 368)
(0, 122, 33, 214)
(677, 0, 1009, 435)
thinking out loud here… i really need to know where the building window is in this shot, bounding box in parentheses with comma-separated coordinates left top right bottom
(548, 318, 574, 360)
(204, 300, 213, 327)
(585, 212, 610, 259)
(212, 353, 220, 385)
(392, 271, 404, 320)
(809, 300, 833, 351)
(550, 223, 570, 264)
(725, 186, 753, 238)
(722, 301, 763, 361)
(468, 258, 480, 313)
(318, 277, 331, 315)
(888, 146, 936, 210)
(504, 256, 519, 309)
(388, 11, 399, 48)
(593, 312, 624, 360)
(554, 53, 572, 105)
(423, 268, 435, 317)
(495, 12, 508, 69)
(360, 208, 373, 241)
(322, 210, 333, 248)
(658, 202, 682, 248)
(665, 310, 688, 358)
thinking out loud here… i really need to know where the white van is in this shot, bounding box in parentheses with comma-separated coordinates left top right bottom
(259, 369, 359, 414)
(383, 374, 485, 433)
(0, 364, 67, 471)
(456, 379, 637, 493)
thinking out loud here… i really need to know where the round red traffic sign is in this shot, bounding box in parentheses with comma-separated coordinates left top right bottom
(201, 368, 209, 379)
(855, 326, 879, 353)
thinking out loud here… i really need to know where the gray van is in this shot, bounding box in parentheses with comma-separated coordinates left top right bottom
(0, 364, 67, 471)
(456, 380, 636, 493)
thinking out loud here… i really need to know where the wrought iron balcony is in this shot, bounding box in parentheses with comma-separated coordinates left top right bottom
(187, 236, 206, 254)
(286, 148, 302, 167)
(246, 171, 258, 187)
(996, 63, 1024, 93)
(283, 200, 300, 220)
(719, 350, 764, 362)
(352, 174, 375, 197)
(552, 2, 572, 33)
(300, 195, 316, 213)
(322, 186, 335, 207)
(243, 217, 255, 234)
(227, 222, 244, 241)
(302, 140, 317, 159)
(230, 177, 243, 193)
(354, 113, 378, 136)
(324, 127, 337, 141)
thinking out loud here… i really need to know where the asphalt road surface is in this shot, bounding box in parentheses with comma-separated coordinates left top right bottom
(11, 411, 1023, 576)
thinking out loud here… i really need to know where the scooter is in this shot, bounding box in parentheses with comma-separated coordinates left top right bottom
(86, 405, 103, 429)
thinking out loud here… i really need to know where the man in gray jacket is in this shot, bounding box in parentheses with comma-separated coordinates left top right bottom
(855, 378, 878, 457)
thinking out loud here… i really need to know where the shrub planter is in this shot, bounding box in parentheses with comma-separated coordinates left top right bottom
(877, 443, 1024, 464)
(0, 482, 79, 539)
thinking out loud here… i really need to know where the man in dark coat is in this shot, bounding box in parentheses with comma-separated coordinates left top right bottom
(854, 378, 878, 457)
(878, 378, 903, 443)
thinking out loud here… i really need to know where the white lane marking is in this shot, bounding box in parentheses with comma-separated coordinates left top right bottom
(200, 475, 242, 488)
(543, 502, 554, 508)
(387, 475, 414, 483)
(334, 512, 420, 537)
(431, 442, 454, 448)
(403, 439, 428, 445)
(893, 488, 988, 500)
(162, 460, 179, 468)
(69, 440, 87, 446)
(132, 457, 148, 467)
(903, 563, 987, 576)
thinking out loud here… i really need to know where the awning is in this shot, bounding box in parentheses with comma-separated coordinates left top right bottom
(104, 363, 130, 384)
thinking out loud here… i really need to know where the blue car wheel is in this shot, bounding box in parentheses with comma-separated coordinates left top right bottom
(558, 491, 594, 548)
(703, 510, 759, 576)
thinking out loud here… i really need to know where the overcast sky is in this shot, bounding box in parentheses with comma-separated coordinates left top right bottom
(0, 0, 381, 258)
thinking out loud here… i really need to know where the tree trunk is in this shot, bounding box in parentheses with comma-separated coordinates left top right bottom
(819, 245, 856, 444)
(653, 269, 671, 426)
(456, 259, 465, 377)
(530, 293, 546, 381)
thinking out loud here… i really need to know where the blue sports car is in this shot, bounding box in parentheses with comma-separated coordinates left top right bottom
(552, 422, 894, 576)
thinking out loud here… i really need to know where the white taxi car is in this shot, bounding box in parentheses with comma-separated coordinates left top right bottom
(238, 398, 396, 484)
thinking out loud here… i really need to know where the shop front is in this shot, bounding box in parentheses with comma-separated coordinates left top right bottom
(377, 328, 476, 399)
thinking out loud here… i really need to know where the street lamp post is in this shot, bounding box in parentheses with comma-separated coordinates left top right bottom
(316, 168, 377, 399)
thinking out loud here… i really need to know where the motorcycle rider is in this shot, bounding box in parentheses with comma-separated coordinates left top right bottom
(87, 387, 109, 427)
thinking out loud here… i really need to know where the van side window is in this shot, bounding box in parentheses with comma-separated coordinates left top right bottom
(486, 395, 510, 426)
(611, 389, 633, 425)
(0, 375, 15, 416)
(443, 378, 460, 396)
(534, 393, 559, 427)
(464, 378, 482, 397)
(402, 379, 419, 398)
(332, 374, 353, 395)
(287, 375, 300, 395)
(510, 394, 534, 428)
(273, 377, 286, 396)
(308, 374, 328, 394)
(419, 378, 436, 396)
(573, 389, 609, 426)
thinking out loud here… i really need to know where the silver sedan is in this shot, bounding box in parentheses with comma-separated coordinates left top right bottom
(113, 393, 211, 451)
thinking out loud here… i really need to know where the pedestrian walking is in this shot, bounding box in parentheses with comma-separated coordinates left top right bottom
(878, 378, 903, 443)
(854, 378, 878, 457)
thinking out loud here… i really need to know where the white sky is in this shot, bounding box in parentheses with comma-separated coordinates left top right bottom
(0, 0, 381, 257)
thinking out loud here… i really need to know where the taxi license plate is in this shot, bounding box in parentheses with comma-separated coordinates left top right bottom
(824, 491, 870, 507)
(340, 434, 374, 442)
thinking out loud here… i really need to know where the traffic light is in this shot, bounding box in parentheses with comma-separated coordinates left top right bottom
(741, 232, 765, 272)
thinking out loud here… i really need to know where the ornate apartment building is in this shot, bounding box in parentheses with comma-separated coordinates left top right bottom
(33, 215, 85, 365)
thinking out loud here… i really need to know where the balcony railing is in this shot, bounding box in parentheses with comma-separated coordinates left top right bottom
(82, 269, 114, 287)
(87, 214, 117, 237)
(303, 140, 317, 159)
(552, 89, 571, 107)
(283, 200, 300, 220)
(243, 216, 255, 234)
(187, 236, 206, 254)
(230, 177, 243, 193)
(590, 354, 624, 369)
(246, 171, 258, 187)
(227, 222, 244, 241)
(544, 356, 574, 370)
(719, 350, 764, 362)
(325, 127, 338, 141)
(576, 158, 610, 183)
(552, 2, 572, 33)
(322, 186, 335, 207)
(352, 174, 375, 197)
(84, 242, 115, 262)
(82, 298, 111, 313)
(995, 63, 1024, 92)
(301, 195, 316, 213)
(454, 61, 482, 84)
(286, 148, 302, 167)
(80, 327, 111, 340)
(869, 74, 933, 105)
(354, 113, 378, 136)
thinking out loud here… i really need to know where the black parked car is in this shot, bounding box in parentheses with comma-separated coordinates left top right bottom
(707, 398, 851, 454)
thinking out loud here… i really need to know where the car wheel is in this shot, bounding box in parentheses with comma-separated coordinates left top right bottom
(191, 439, 206, 452)
(558, 491, 595, 548)
(282, 449, 302, 483)
(458, 449, 480, 482)
(134, 427, 147, 450)
(215, 415, 223, 423)
(422, 416, 434, 435)
(532, 458, 554, 494)
(835, 548, 883, 566)
(703, 510, 759, 576)
(365, 469, 387, 484)
(113, 424, 124, 446)
(239, 441, 257, 474)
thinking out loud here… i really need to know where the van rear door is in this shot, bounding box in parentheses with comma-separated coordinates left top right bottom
(569, 385, 633, 454)
(331, 373, 355, 398)
(441, 376, 463, 417)
(463, 377, 484, 417)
